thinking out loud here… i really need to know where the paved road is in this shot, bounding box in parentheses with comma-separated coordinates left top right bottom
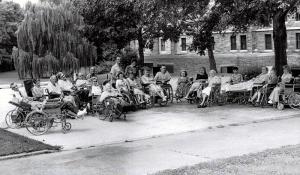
(1, 116, 300, 175)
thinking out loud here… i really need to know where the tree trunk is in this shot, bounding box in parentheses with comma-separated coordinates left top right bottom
(207, 45, 217, 72)
(137, 28, 145, 67)
(273, 11, 288, 75)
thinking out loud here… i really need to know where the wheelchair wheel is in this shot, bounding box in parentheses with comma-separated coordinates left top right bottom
(25, 111, 50, 136)
(6, 109, 25, 129)
(288, 92, 300, 110)
(62, 122, 72, 133)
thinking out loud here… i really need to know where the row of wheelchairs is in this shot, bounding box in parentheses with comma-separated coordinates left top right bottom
(174, 77, 300, 110)
(91, 80, 175, 122)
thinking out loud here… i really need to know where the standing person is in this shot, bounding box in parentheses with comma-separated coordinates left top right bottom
(175, 70, 189, 99)
(125, 59, 140, 78)
(154, 65, 171, 84)
(141, 67, 167, 101)
(110, 57, 123, 83)
(268, 65, 293, 105)
(185, 67, 208, 99)
(197, 70, 221, 108)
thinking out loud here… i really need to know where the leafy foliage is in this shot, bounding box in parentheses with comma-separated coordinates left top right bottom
(14, 1, 97, 78)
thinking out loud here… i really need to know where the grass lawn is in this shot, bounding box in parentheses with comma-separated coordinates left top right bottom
(153, 144, 300, 175)
(0, 129, 60, 157)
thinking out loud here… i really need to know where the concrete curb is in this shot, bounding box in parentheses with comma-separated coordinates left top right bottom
(0, 149, 60, 161)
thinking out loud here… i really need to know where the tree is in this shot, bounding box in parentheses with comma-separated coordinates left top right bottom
(14, 2, 97, 79)
(215, 0, 300, 75)
(0, 1, 23, 53)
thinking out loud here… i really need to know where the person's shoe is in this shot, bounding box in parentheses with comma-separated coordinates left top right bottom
(162, 96, 167, 102)
(77, 108, 87, 117)
(268, 100, 272, 104)
(197, 104, 202, 108)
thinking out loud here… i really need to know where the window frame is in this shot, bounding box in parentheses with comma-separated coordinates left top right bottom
(160, 39, 166, 51)
(181, 38, 187, 51)
(230, 35, 237, 50)
(240, 35, 247, 50)
(296, 33, 300, 49)
(265, 34, 272, 50)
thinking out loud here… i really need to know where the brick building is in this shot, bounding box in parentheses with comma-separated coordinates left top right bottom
(130, 13, 300, 76)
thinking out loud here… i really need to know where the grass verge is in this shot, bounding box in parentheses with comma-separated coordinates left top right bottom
(0, 129, 60, 157)
(153, 144, 300, 175)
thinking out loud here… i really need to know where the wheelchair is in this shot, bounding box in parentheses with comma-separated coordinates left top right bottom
(6, 101, 32, 129)
(142, 83, 167, 107)
(206, 84, 227, 107)
(185, 80, 208, 104)
(25, 98, 72, 135)
(94, 96, 130, 122)
(259, 83, 277, 108)
(156, 81, 174, 103)
(277, 77, 300, 110)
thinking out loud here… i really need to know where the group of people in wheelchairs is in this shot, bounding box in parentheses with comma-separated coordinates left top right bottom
(175, 65, 300, 110)
(6, 58, 175, 135)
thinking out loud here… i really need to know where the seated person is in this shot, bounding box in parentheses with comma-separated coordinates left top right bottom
(75, 73, 88, 87)
(154, 65, 171, 84)
(250, 68, 278, 104)
(116, 72, 131, 93)
(141, 67, 167, 101)
(31, 79, 44, 100)
(125, 59, 140, 78)
(126, 72, 150, 103)
(197, 70, 221, 108)
(10, 83, 43, 110)
(99, 80, 129, 113)
(230, 67, 243, 84)
(185, 67, 208, 99)
(47, 75, 86, 117)
(175, 70, 190, 99)
(224, 66, 269, 92)
(268, 65, 293, 105)
(57, 72, 76, 93)
(86, 67, 98, 83)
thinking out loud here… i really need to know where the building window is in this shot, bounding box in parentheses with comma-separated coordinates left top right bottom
(230, 35, 237, 50)
(265, 34, 272, 50)
(296, 13, 300, 21)
(297, 33, 300, 49)
(161, 39, 165, 51)
(240, 35, 247, 50)
(181, 38, 187, 51)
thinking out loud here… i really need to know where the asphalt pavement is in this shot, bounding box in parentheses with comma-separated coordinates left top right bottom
(0, 116, 300, 175)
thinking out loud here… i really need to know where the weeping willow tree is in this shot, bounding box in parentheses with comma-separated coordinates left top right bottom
(13, 1, 97, 79)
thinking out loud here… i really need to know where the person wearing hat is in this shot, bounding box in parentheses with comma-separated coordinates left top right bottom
(175, 70, 189, 99)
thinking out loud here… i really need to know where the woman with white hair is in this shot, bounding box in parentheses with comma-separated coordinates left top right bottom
(197, 70, 221, 108)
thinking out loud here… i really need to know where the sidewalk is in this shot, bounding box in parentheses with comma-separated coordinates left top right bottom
(5, 103, 300, 150)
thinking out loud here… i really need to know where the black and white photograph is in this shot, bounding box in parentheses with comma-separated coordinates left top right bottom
(0, 0, 300, 174)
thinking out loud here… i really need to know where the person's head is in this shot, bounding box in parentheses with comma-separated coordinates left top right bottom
(144, 67, 151, 76)
(103, 80, 112, 92)
(116, 57, 121, 64)
(199, 67, 206, 75)
(283, 65, 290, 74)
(209, 70, 217, 77)
(33, 79, 40, 87)
(160, 65, 167, 73)
(233, 67, 239, 74)
(261, 66, 268, 74)
(50, 75, 57, 84)
(131, 59, 137, 66)
(129, 72, 135, 79)
(56, 72, 65, 80)
(180, 70, 187, 77)
(10, 82, 19, 91)
(90, 67, 95, 74)
(78, 73, 84, 80)
(117, 72, 124, 79)
(270, 68, 276, 76)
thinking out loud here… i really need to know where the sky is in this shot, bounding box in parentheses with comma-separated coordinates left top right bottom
(3, 0, 39, 7)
